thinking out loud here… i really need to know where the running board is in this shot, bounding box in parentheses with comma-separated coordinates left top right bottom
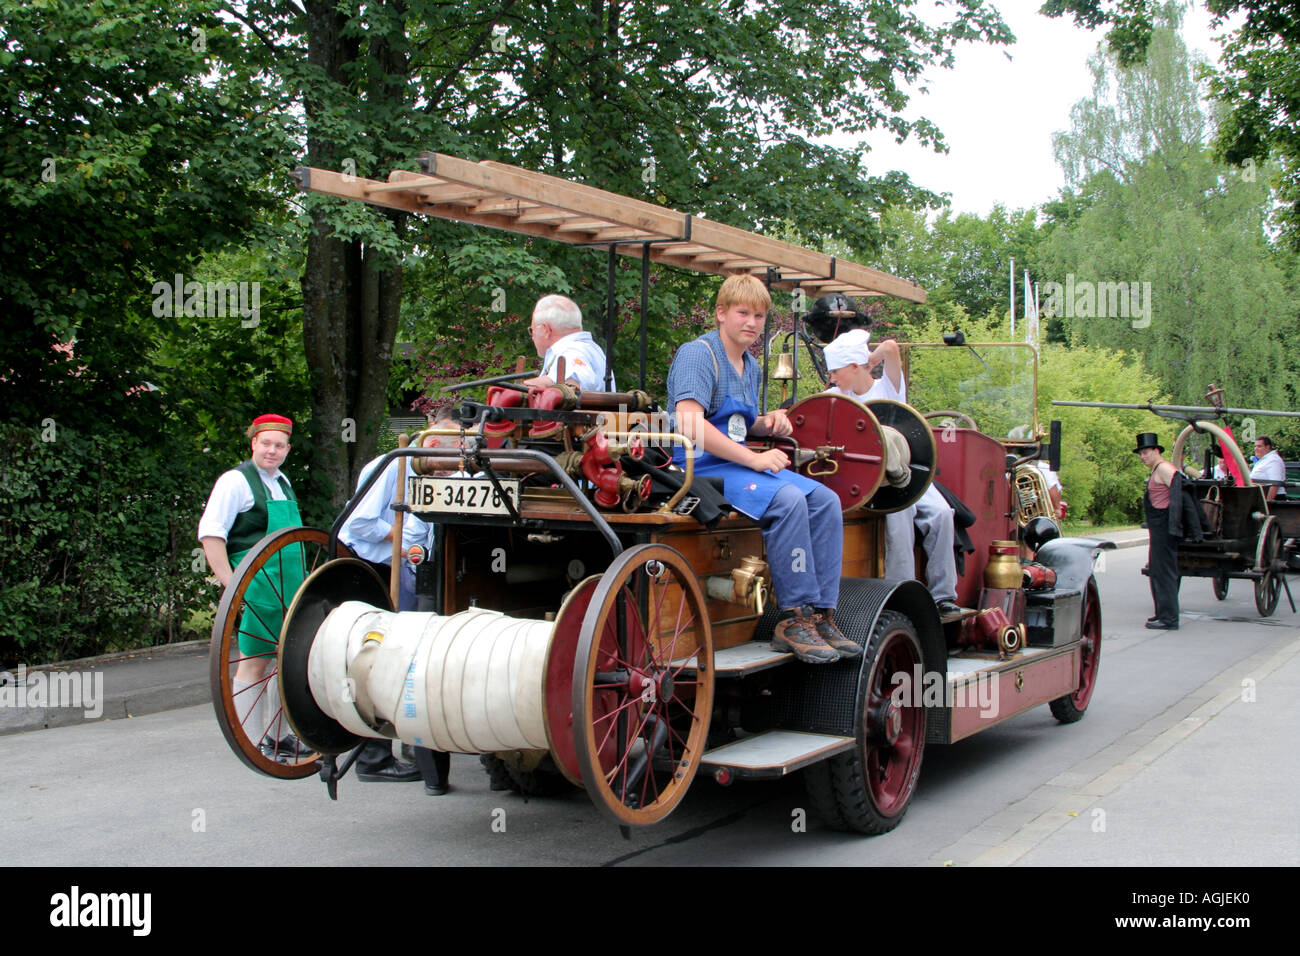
(700, 731, 855, 781)
(674, 640, 795, 678)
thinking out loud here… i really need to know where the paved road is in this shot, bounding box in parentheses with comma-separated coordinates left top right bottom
(2, 542, 1296, 866)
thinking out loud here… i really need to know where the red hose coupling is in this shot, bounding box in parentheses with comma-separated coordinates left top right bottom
(528, 386, 567, 439)
(581, 432, 623, 508)
(483, 385, 524, 438)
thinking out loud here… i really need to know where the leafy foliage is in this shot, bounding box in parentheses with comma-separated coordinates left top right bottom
(903, 311, 1167, 523)
(1041, 0, 1300, 241)
(875, 206, 1046, 336)
(0, 419, 216, 665)
(1037, 18, 1300, 413)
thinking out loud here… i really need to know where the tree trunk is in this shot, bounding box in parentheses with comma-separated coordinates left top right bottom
(301, 0, 408, 508)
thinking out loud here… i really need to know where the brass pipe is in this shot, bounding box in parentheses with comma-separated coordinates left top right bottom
(573, 389, 656, 412)
(600, 430, 697, 514)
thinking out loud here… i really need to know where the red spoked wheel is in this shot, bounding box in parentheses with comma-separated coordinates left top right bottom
(1050, 576, 1102, 723)
(208, 527, 355, 779)
(570, 544, 713, 826)
(805, 610, 927, 834)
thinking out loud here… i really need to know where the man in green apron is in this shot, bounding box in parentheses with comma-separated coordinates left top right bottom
(199, 414, 306, 758)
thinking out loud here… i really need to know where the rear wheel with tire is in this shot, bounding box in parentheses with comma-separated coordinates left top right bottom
(805, 610, 927, 834)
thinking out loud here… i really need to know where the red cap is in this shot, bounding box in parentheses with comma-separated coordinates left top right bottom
(250, 413, 293, 436)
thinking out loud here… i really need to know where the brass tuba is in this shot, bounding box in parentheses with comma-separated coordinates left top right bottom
(1014, 463, 1055, 526)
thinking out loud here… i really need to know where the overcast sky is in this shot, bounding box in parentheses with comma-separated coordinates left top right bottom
(857, 0, 1232, 216)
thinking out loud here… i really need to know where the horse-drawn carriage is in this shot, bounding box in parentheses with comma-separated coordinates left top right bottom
(1056, 395, 1300, 618)
(210, 154, 1109, 833)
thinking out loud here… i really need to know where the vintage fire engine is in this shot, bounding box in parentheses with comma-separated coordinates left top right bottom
(210, 154, 1109, 833)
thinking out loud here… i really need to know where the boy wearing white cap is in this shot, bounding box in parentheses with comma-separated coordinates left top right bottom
(823, 330, 962, 616)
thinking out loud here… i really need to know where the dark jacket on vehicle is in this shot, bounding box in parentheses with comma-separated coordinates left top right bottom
(933, 480, 978, 575)
(1165, 472, 1204, 541)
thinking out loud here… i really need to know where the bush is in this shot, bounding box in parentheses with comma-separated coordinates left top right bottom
(897, 310, 1167, 523)
(0, 421, 217, 665)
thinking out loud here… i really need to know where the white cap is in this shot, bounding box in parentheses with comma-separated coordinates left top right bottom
(823, 328, 872, 371)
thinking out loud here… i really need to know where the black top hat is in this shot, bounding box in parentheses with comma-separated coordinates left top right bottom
(1133, 432, 1164, 454)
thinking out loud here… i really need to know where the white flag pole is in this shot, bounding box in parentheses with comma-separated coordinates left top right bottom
(1009, 257, 1016, 336)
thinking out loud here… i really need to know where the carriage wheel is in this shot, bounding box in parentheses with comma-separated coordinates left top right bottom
(805, 610, 927, 834)
(209, 526, 343, 779)
(571, 544, 713, 826)
(1212, 574, 1229, 601)
(1050, 577, 1102, 723)
(1254, 520, 1281, 617)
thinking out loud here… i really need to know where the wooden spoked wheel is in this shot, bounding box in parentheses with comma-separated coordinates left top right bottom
(571, 544, 713, 826)
(1212, 574, 1230, 601)
(1050, 577, 1102, 723)
(1254, 518, 1281, 617)
(209, 526, 347, 779)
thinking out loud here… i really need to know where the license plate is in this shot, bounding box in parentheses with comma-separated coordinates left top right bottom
(407, 476, 520, 516)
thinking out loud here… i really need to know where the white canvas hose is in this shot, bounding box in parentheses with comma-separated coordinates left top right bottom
(307, 602, 554, 754)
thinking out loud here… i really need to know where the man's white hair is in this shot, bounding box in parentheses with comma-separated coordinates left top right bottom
(534, 294, 583, 331)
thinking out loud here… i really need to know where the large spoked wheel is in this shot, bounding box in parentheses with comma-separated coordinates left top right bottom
(805, 610, 927, 834)
(1212, 573, 1229, 601)
(209, 526, 347, 779)
(1254, 519, 1281, 617)
(571, 544, 713, 826)
(1050, 577, 1102, 723)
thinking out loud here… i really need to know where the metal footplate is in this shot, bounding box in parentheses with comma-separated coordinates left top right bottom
(701, 731, 855, 782)
(673, 640, 796, 678)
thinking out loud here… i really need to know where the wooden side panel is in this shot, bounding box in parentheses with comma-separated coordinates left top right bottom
(646, 511, 885, 653)
(843, 514, 884, 579)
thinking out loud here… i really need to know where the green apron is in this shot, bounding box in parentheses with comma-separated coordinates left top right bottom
(228, 469, 304, 658)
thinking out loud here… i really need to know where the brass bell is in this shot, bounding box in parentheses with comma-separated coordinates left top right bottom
(772, 352, 796, 381)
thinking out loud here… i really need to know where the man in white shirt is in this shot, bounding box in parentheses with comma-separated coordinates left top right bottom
(823, 329, 962, 616)
(340, 438, 438, 611)
(523, 294, 614, 392)
(1250, 436, 1286, 500)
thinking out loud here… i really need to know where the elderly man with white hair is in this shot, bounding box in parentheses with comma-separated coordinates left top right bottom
(823, 329, 963, 617)
(523, 294, 614, 392)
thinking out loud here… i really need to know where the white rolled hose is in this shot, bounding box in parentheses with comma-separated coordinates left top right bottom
(306, 603, 554, 753)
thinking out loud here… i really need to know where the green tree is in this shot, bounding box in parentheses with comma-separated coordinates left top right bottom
(1042, 0, 1300, 241)
(876, 205, 1045, 334)
(904, 312, 1168, 523)
(1037, 16, 1300, 411)
(0, 0, 293, 662)
(232, 0, 1014, 506)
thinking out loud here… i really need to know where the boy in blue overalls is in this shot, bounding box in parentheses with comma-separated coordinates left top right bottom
(667, 275, 858, 663)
